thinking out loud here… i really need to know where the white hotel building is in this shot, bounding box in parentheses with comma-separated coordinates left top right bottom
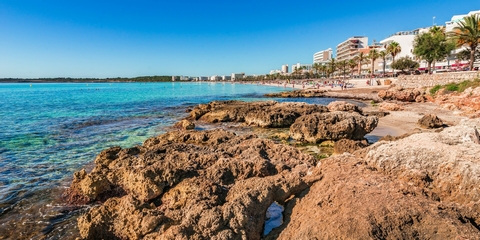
(313, 48, 332, 64)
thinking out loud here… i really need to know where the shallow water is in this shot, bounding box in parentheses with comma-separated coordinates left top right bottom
(0, 82, 344, 239)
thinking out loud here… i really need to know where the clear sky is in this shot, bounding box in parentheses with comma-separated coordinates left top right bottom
(0, 0, 478, 78)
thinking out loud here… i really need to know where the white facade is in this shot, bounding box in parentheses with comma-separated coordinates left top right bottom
(379, 28, 431, 72)
(313, 48, 333, 64)
(231, 73, 245, 81)
(281, 64, 289, 73)
(291, 63, 312, 73)
(336, 36, 368, 61)
(210, 75, 221, 81)
(222, 75, 231, 81)
(445, 10, 480, 32)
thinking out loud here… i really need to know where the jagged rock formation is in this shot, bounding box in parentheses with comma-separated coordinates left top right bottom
(66, 129, 319, 239)
(173, 119, 195, 130)
(289, 112, 378, 143)
(67, 119, 480, 239)
(188, 100, 328, 128)
(378, 87, 426, 102)
(272, 119, 480, 239)
(326, 101, 363, 114)
(265, 90, 383, 102)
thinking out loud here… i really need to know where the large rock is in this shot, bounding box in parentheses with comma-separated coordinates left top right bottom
(417, 114, 443, 128)
(289, 112, 378, 143)
(274, 154, 480, 239)
(273, 119, 480, 239)
(365, 119, 480, 205)
(326, 101, 363, 114)
(173, 119, 195, 130)
(333, 139, 369, 154)
(378, 87, 424, 102)
(189, 100, 328, 128)
(66, 129, 318, 239)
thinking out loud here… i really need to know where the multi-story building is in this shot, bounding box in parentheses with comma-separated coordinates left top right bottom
(210, 75, 221, 81)
(313, 48, 333, 64)
(222, 75, 231, 81)
(291, 63, 312, 73)
(379, 28, 430, 73)
(336, 36, 368, 61)
(281, 64, 289, 73)
(445, 10, 480, 32)
(231, 73, 245, 81)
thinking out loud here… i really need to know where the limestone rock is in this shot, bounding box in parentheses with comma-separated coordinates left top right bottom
(173, 119, 195, 130)
(333, 139, 369, 154)
(418, 114, 443, 128)
(378, 102, 404, 111)
(275, 155, 480, 240)
(289, 112, 378, 143)
(327, 101, 363, 114)
(67, 129, 317, 239)
(189, 100, 328, 128)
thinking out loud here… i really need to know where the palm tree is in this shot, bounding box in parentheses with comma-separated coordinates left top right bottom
(320, 64, 328, 78)
(338, 60, 349, 79)
(348, 59, 357, 78)
(378, 50, 388, 77)
(327, 58, 336, 78)
(368, 49, 380, 78)
(356, 52, 367, 75)
(387, 41, 402, 64)
(452, 14, 480, 71)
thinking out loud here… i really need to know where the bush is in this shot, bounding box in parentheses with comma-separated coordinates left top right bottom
(445, 83, 459, 92)
(430, 85, 442, 95)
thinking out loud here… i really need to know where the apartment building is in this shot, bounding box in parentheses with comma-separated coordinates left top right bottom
(336, 36, 368, 61)
(313, 48, 333, 64)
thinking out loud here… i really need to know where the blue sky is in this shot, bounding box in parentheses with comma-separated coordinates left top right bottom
(0, 0, 478, 78)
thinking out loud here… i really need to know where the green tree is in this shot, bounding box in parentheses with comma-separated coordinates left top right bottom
(337, 60, 348, 79)
(413, 26, 455, 72)
(451, 15, 480, 70)
(368, 49, 380, 78)
(391, 56, 420, 74)
(378, 50, 388, 76)
(327, 58, 336, 78)
(387, 41, 402, 64)
(356, 52, 367, 75)
(348, 59, 357, 77)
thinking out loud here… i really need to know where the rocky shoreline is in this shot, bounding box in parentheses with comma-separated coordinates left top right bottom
(64, 85, 480, 239)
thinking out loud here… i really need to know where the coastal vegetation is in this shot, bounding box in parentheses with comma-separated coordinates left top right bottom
(390, 56, 420, 73)
(413, 26, 456, 72)
(430, 78, 480, 95)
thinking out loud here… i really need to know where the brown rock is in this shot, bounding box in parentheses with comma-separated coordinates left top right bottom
(275, 155, 480, 239)
(333, 139, 369, 154)
(68, 129, 317, 239)
(378, 102, 404, 111)
(173, 119, 195, 130)
(418, 114, 444, 128)
(289, 112, 378, 143)
(326, 101, 363, 114)
(189, 100, 328, 128)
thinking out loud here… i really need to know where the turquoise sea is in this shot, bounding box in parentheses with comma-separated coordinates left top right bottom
(0, 82, 340, 239)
